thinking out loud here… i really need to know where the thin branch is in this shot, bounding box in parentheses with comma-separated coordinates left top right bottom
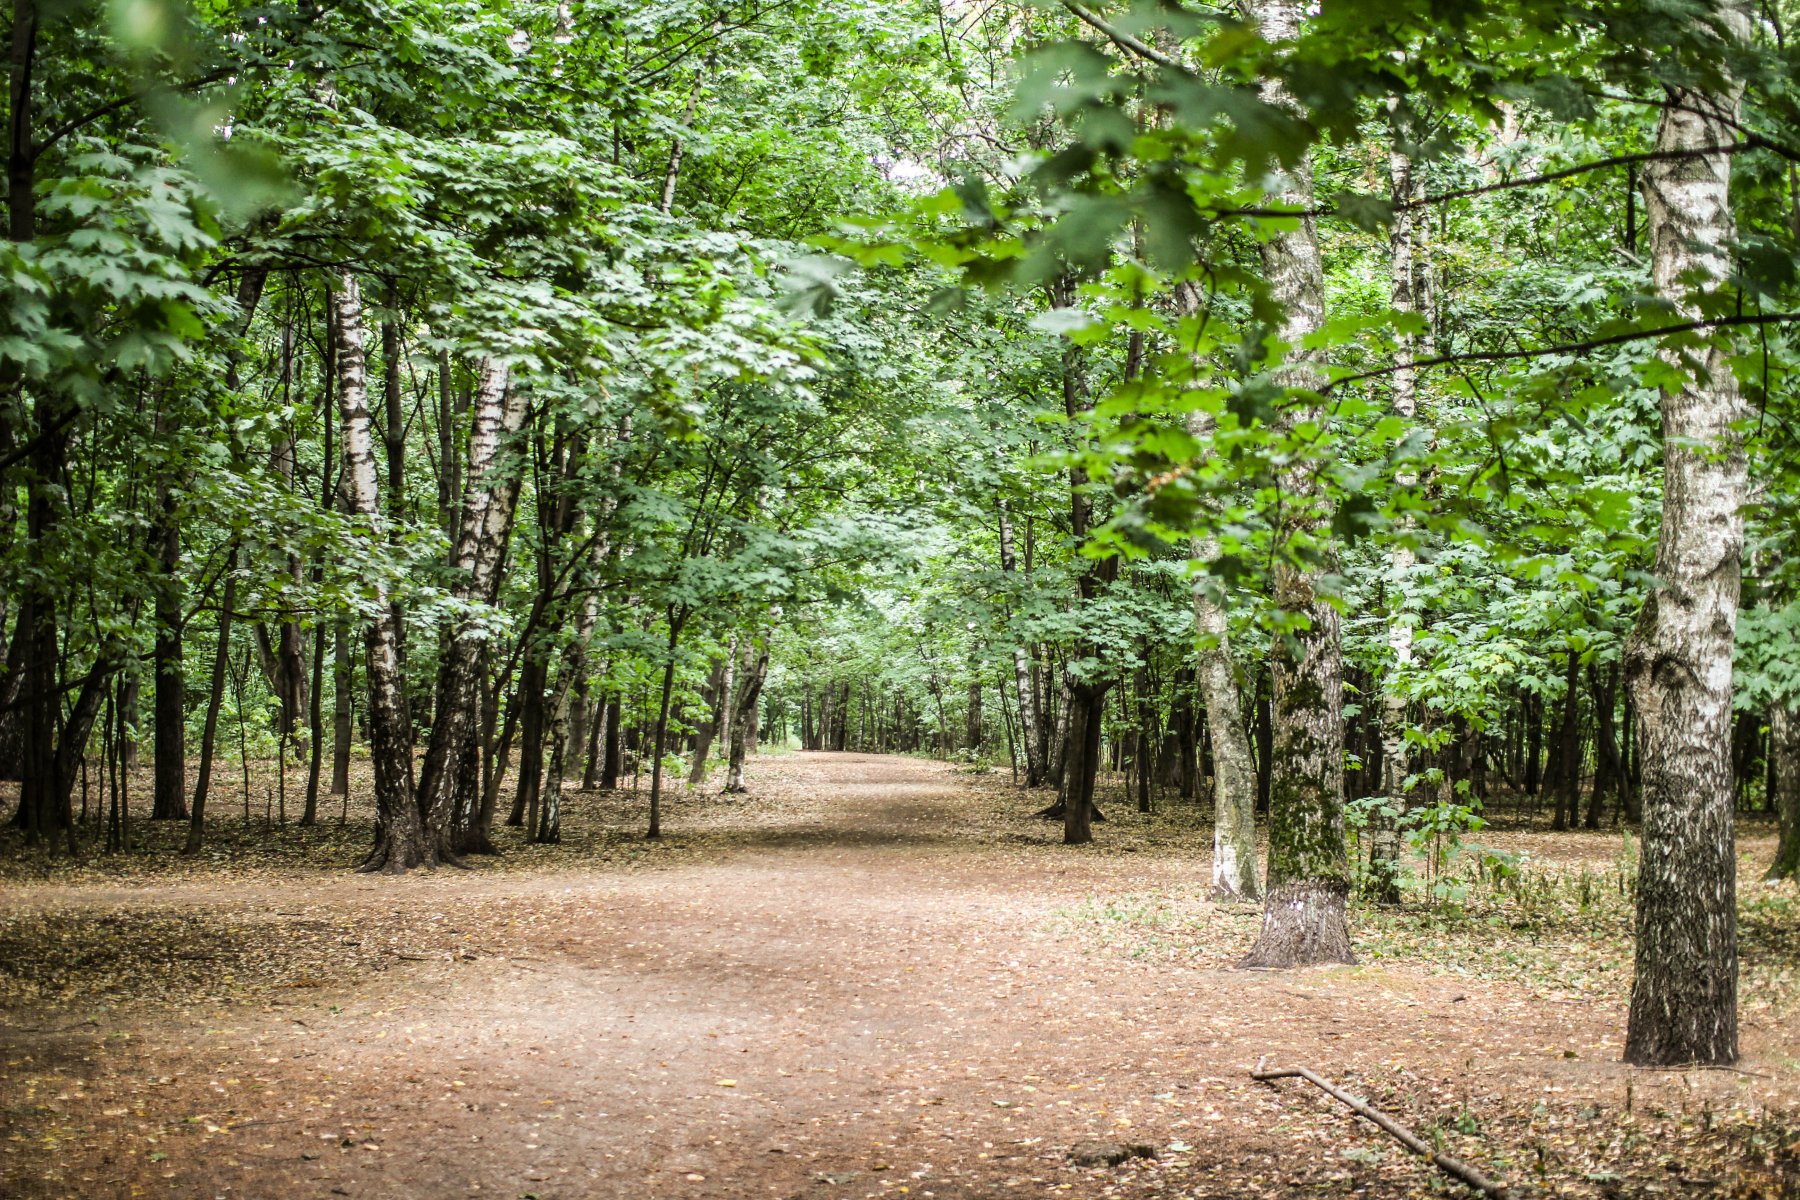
(1324, 312, 1800, 392)
(35, 68, 236, 155)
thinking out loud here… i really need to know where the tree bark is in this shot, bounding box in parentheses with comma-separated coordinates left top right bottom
(150, 471, 187, 819)
(724, 632, 769, 794)
(330, 275, 425, 873)
(1622, 1, 1749, 1066)
(414, 359, 523, 860)
(1237, 0, 1352, 969)
(1767, 705, 1800, 882)
(184, 551, 236, 854)
(1183, 400, 1261, 899)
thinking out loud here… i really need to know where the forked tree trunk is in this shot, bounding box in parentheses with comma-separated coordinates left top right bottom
(1238, 0, 1352, 969)
(330, 275, 425, 873)
(724, 632, 770, 794)
(1623, 3, 1749, 1065)
(414, 359, 523, 860)
(688, 653, 729, 784)
(1768, 705, 1799, 882)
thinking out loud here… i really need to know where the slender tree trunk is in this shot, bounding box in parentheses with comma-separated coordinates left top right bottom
(646, 611, 688, 838)
(1554, 650, 1582, 831)
(1767, 705, 1800, 882)
(1623, 2, 1748, 1065)
(1239, 0, 1351, 969)
(1184, 404, 1261, 899)
(601, 695, 622, 790)
(151, 473, 187, 819)
(330, 275, 425, 873)
(184, 551, 236, 855)
(1369, 109, 1422, 904)
(330, 621, 353, 794)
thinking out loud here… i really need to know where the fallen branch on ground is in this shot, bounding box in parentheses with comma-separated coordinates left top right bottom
(1251, 1056, 1512, 1198)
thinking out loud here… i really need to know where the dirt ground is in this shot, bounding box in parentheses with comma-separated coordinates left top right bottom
(2, 752, 1797, 1200)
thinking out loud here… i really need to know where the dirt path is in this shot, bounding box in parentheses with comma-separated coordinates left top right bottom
(2, 753, 1796, 1199)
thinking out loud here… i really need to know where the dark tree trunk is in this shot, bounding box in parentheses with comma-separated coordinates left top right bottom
(724, 633, 770, 794)
(601, 695, 623, 790)
(1523, 688, 1543, 796)
(1058, 679, 1109, 845)
(151, 479, 187, 819)
(184, 553, 236, 855)
(1587, 663, 1623, 829)
(1553, 651, 1582, 831)
(1768, 705, 1800, 882)
(330, 620, 353, 795)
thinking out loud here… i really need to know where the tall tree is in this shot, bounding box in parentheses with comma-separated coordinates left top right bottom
(1622, 0, 1751, 1067)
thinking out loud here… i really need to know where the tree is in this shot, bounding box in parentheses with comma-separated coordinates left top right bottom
(1622, 0, 1752, 1068)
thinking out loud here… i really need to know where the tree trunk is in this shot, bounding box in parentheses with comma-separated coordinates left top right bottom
(414, 359, 523, 860)
(1554, 650, 1582, 830)
(1368, 110, 1422, 904)
(646, 612, 688, 838)
(1767, 705, 1800, 882)
(330, 620, 352, 795)
(1059, 679, 1109, 845)
(184, 551, 236, 855)
(151, 474, 187, 819)
(688, 654, 728, 784)
(330, 275, 425, 874)
(1622, 3, 1749, 1066)
(996, 496, 1045, 786)
(1238, 0, 1351, 969)
(1185, 412, 1262, 899)
(724, 632, 770, 794)
(1587, 663, 1623, 830)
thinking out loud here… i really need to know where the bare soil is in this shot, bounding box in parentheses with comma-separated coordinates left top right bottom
(2, 752, 1797, 1200)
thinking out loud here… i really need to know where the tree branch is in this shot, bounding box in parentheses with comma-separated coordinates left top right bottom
(1060, 2, 1195, 75)
(35, 67, 236, 155)
(1323, 312, 1800, 392)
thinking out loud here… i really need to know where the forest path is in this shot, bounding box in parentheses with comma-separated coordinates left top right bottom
(1, 752, 1790, 1199)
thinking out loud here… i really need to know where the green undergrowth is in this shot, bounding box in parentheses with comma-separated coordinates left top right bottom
(1052, 858, 1800, 1014)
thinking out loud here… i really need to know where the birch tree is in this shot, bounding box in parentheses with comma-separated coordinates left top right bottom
(329, 276, 427, 874)
(1621, 0, 1752, 1067)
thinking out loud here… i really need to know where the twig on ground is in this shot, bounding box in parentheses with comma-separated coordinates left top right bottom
(1251, 1055, 1513, 1198)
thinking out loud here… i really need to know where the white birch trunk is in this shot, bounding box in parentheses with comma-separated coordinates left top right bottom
(331, 275, 425, 873)
(417, 357, 527, 859)
(1622, 0, 1749, 1065)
